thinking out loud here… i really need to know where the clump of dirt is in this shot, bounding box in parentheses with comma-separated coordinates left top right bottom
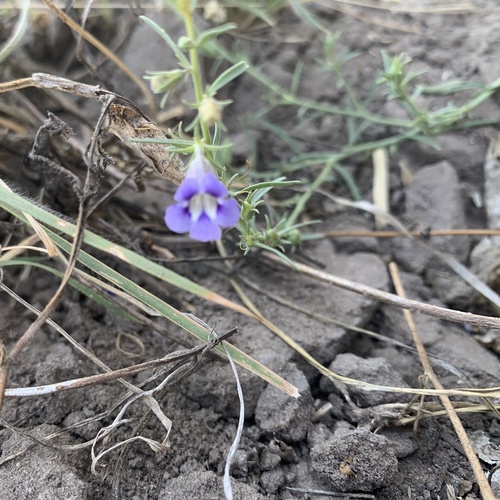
(1, 3, 500, 500)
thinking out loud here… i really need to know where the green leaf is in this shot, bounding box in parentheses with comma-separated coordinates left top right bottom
(420, 80, 484, 95)
(208, 61, 249, 94)
(140, 16, 191, 69)
(196, 23, 237, 48)
(236, 179, 300, 195)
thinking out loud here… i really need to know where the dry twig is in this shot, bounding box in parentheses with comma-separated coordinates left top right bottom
(264, 251, 500, 330)
(389, 262, 496, 500)
(0, 73, 185, 184)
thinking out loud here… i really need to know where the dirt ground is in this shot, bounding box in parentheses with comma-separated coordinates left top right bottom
(1, 2, 500, 499)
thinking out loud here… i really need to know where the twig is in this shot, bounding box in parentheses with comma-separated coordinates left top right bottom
(4, 330, 236, 397)
(285, 486, 375, 498)
(0, 73, 184, 184)
(322, 228, 500, 238)
(388, 262, 496, 500)
(263, 251, 500, 330)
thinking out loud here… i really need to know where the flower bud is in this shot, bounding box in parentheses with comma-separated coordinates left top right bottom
(149, 75, 170, 94)
(146, 69, 186, 94)
(199, 96, 223, 126)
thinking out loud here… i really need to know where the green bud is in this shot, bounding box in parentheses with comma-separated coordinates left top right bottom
(145, 69, 186, 94)
(199, 96, 223, 126)
(287, 229, 302, 246)
(266, 228, 281, 247)
(178, 36, 196, 51)
(240, 201, 255, 221)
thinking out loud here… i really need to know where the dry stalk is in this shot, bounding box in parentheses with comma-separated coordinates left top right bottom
(389, 261, 496, 500)
(263, 251, 500, 330)
(0, 73, 185, 185)
(4, 329, 236, 397)
(323, 228, 500, 238)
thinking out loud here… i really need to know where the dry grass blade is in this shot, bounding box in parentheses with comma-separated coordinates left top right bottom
(21, 214, 58, 257)
(39, 0, 156, 116)
(0, 234, 48, 260)
(389, 261, 496, 500)
(0, 0, 29, 64)
(90, 351, 209, 476)
(285, 487, 375, 499)
(325, 0, 481, 14)
(323, 228, 500, 238)
(0, 185, 57, 259)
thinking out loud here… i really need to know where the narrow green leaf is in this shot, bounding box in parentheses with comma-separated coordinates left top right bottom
(196, 23, 237, 48)
(140, 16, 191, 69)
(0, 185, 299, 397)
(208, 61, 249, 94)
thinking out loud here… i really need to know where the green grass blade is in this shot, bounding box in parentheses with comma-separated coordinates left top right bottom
(0, 185, 299, 396)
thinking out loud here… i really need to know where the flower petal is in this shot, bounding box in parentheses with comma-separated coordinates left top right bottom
(174, 178, 200, 202)
(201, 172, 228, 197)
(215, 198, 240, 228)
(186, 147, 211, 178)
(165, 204, 192, 233)
(189, 213, 222, 241)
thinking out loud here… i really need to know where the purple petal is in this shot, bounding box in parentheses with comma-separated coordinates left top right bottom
(174, 178, 200, 202)
(201, 173, 228, 197)
(189, 213, 222, 241)
(186, 147, 211, 178)
(165, 204, 192, 233)
(215, 198, 240, 228)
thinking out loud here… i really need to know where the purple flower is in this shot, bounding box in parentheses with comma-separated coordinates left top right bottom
(165, 147, 240, 242)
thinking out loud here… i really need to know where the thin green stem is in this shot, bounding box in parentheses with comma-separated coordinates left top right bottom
(181, 0, 211, 144)
(210, 40, 415, 130)
(285, 158, 336, 228)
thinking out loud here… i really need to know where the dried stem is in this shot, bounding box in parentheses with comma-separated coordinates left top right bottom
(323, 228, 500, 238)
(389, 262, 496, 500)
(5, 329, 236, 397)
(264, 251, 500, 329)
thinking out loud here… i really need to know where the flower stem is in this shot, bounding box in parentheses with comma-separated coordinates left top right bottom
(285, 158, 336, 229)
(180, 0, 212, 145)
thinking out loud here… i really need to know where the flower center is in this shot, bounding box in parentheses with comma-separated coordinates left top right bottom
(188, 193, 218, 221)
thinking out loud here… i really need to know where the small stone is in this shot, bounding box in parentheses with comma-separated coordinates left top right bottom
(394, 160, 469, 272)
(183, 361, 265, 418)
(260, 468, 285, 494)
(311, 428, 398, 492)
(259, 448, 281, 471)
(255, 364, 314, 442)
(308, 423, 334, 449)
